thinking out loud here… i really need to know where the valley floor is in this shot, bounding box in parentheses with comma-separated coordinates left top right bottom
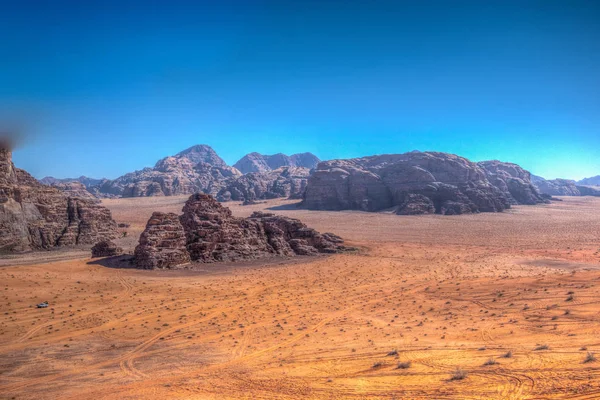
(1, 197, 600, 399)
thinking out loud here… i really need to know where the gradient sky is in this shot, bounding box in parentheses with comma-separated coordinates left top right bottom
(1, 0, 599, 180)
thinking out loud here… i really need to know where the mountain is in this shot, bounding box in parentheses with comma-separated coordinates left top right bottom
(39, 176, 103, 189)
(0, 145, 117, 253)
(578, 175, 600, 186)
(531, 175, 600, 197)
(91, 145, 241, 198)
(233, 152, 320, 174)
(217, 166, 311, 202)
(301, 152, 546, 215)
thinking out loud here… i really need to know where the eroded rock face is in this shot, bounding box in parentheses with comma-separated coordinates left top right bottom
(0, 147, 118, 253)
(302, 152, 515, 215)
(134, 194, 345, 268)
(91, 240, 123, 257)
(531, 176, 582, 196)
(233, 152, 320, 174)
(134, 212, 191, 269)
(216, 167, 310, 202)
(478, 161, 546, 205)
(90, 145, 241, 198)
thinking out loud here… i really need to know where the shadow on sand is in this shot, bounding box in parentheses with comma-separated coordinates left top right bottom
(87, 255, 136, 269)
(266, 201, 302, 211)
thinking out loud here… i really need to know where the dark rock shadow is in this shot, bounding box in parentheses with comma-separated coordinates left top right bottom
(266, 202, 303, 211)
(87, 255, 136, 269)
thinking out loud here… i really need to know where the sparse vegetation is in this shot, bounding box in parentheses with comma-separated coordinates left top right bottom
(502, 351, 513, 358)
(534, 344, 549, 351)
(483, 358, 498, 366)
(450, 368, 467, 381)
(396, 361, 411, 369)
(584, 352, 597, 363)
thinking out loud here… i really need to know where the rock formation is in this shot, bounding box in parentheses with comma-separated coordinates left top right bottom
(134, 212, 191, 269)
(91, 145, 241, 198)
(477, 160, 545, 205)
(0, 146, 118, 253)
(302, 152, 546, 215)
(217, 167, 310, 202)
(134, 194, 345, 268)
(91, 240, 123, 257)
(233, 152, 320, 174)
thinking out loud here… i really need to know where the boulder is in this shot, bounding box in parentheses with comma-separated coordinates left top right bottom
(91, 240, 123, 257)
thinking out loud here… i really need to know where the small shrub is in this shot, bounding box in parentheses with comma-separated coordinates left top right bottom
(584, 352, 597, 363)
(450, 368, 467, 381)
(372, 362, 383, 369)
(483, 358, 498, 366)
(397, 361, 411, 369)
(566, 294, 574, 302)
(534, 344, 549, 351)
(387, 349, 398, 356)
(502, 350, 513, 358)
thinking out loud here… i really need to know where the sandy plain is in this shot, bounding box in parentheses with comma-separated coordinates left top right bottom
(1, 196, 600, 399)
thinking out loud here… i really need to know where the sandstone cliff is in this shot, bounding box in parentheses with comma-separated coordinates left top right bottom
(0, 147, 118, 253)
(301, 152, 546, 215)
(216, 166, 310, 202)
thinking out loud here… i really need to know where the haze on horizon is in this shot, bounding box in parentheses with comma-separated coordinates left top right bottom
(1, 0, 599, 181)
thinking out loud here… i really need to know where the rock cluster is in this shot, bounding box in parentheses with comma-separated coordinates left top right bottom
(217, 167, 310, 202)
(302, 152, 546, 215)
(48, 181, 98, 200)
(0, 147, 118, 253)
(134, 194, 345, 269)
(233, 152, 320, 174)
(91, 240, 123, 257)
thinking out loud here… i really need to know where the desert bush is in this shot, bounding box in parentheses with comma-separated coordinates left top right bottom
(534, 344, 549, 351)
(450, 368, 467, 381)
(502, 350, 513, 358)
(584, 352, 597, 363)
(483, 358, 497, 366)
(397, 361, 411, 369)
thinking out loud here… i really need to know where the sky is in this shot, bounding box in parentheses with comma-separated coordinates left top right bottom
(1, 0, 599, 180)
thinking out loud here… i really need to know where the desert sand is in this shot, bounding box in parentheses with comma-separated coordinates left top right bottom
(1, 196, 600, 399)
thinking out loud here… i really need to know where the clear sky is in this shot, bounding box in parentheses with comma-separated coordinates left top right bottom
(1, 0, 599, 180)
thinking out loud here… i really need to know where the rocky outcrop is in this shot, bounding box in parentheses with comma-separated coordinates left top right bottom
(0, 146, 118, 253)
(477, 161, 546, 205)
(91, 240, 123, 257)
(134, 212, 191, 269)
(92, 145, 241, 198)
(134, 194, 345, 268)
(233, 152, 320, 174)
(40, 175, 103, 189)
(577, 185, 600, 196)
(216, 167, 310, 202)
(301, 152, 548, 216)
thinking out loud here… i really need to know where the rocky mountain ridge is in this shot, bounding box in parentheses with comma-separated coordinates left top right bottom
(301, 152, 546, 215)
(233, 152, 320, 174)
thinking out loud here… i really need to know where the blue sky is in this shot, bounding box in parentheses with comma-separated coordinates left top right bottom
(1, 0, 599, 180)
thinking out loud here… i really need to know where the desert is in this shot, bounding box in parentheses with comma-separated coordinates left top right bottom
(2, 194, 600, 399)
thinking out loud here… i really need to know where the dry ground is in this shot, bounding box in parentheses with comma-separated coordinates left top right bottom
(1, 196, 600, 399)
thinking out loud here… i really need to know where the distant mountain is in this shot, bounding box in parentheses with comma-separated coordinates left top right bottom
(91, 144, 241, 198)
(578, 175, 600, 186)
(40, 175, 104, 190)
(532, 175, 600, 197)
(233, 152, 320, 174)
